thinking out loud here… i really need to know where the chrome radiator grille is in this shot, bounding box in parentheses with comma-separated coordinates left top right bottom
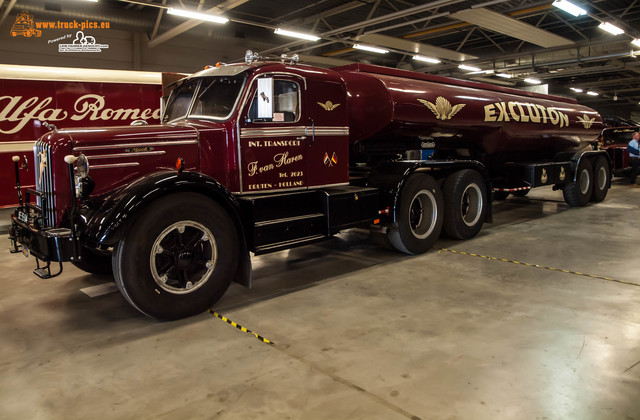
(33, 140, 56, 227)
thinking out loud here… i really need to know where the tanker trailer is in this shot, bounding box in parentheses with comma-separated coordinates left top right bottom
(8, 56, 611, 319)
(330, 63, 609, 244)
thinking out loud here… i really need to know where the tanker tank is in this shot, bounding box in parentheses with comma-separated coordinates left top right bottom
(332, 63, 602, 164)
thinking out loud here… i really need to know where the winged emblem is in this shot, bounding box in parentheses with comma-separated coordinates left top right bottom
(576, 114, 595, 129)
(418, 96, 466, 120)
(318, 101, 340, 111)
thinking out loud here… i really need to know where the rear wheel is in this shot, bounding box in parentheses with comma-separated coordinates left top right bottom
(563, 158, 593, 207)
(388, 174, 443, 254)
(591, 156, 610, 202)
(112, 193, 239, 320)
(443, 169, 487, 240)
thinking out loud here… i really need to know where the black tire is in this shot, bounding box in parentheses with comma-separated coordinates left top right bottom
(591, 156, 610, 202)
(71, 247, 113, 275)
(493, 191, 509, 200)
(563, 158, 593, 207)
(112, 193, 239, 320)
(443, 169, 487, 240)
(388, 174, 443, 254)
(511, 189, 530, 197)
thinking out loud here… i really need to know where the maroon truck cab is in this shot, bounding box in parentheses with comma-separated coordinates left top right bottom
(9, 52, 612, 320)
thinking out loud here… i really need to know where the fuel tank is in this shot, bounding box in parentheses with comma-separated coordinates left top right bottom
(333, 64, 601, 161)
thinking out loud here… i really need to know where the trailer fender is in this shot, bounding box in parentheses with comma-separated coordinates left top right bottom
(367, 160, 493, 224)
(84, 170, 252, 287)
(556, 150, 611, 184)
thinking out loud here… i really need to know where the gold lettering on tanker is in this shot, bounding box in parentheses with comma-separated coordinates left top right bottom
(483, 101, 569, 128)
(247, 140, 302, 147)
(0, 94, 160, 134)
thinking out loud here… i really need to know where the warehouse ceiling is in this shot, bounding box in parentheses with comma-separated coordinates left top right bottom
(3, 0, 640, 113)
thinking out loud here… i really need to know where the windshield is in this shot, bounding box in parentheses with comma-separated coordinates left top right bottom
(162, 74, 246, 123)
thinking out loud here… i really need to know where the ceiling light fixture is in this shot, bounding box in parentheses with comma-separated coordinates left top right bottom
(274, 28, 320, 42)
(353, 44, 389, 54)
(458, 64, 482, 72)
(632, 39, 640, 48)
(496, 73, 512, 78)
(413, 55, 441, 64)
(598, 22, 624, 35)
(586, 91, 599, 96)
(167, 8, 229, 24)
(552, 0, 587, 17)
(524, 78, 541, 84)
(570, 87, 583, 93)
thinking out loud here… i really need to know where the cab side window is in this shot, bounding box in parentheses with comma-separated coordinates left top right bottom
(248, 80, 300, 123)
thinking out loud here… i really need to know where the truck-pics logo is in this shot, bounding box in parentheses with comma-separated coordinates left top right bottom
(418, 96, 466, 120)
(59, 31, 109, 52)
(10, 12, 41, 37)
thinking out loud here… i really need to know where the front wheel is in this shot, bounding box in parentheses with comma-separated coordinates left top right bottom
(591, 156, 610, 202)
(388, 174, 443, 254)
(112, 193, 239, 320)
(563, 159, 593, 207)
(443, 169, 487, 240)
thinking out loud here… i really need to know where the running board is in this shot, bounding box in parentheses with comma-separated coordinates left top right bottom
(254, 234, 326, 255)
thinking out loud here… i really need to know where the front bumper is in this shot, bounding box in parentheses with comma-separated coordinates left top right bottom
(10, 213, 76, 262)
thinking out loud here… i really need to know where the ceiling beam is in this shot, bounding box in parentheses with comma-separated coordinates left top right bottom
(148, 0, 249, 48)
(0, 0, 17, 27)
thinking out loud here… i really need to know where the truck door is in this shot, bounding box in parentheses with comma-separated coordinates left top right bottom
(304, 79, 349, 187)
(239, 75, 307, 193)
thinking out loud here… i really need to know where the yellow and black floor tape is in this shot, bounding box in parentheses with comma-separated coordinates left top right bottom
(439, 248, 640, 288)
(209, 310, 273, 344)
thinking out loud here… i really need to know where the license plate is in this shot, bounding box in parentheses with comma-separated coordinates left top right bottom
(18, 210, 28, 223)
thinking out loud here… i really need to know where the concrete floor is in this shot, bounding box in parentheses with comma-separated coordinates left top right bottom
(1, 179, 639, 419)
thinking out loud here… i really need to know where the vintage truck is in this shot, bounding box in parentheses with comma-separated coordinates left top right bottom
(9, 52, 610, 319)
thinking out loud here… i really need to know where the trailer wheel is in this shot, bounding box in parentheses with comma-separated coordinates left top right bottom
(112, 193, 238, 320)
(443, 170, 487, 240)
(388, 174, 443, 254)
(562, 158, 593, 207)
(591, 156, 610, 202)
(71, 247, 113, 275)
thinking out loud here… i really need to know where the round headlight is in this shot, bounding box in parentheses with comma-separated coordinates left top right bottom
(77, 154, 90, 178)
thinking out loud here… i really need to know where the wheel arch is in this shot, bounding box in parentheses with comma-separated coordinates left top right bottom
(85, 171, 252, 287)
(367, 159, 493, 224)
(556, 150, 611, 185)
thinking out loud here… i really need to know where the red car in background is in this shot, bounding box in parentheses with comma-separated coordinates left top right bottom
(598, 126, 639, 176)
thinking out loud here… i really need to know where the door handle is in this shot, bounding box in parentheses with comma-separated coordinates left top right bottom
(296, 136, 307, 140)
